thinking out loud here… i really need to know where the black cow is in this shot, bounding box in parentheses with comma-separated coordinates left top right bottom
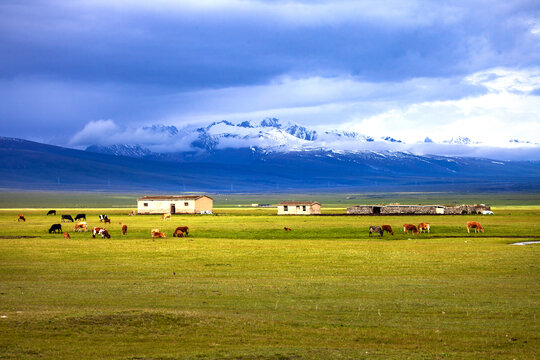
(46, 210, 56, 216)
(49, 224, 62, 233)
(99, 214, 108, 222)
(61, 215, 74, 222)
(74, 213, 86, 221)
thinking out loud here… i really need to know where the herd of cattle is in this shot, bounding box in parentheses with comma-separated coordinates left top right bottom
(16, 211, 486, 239)
(368, 221, 484, 236)
(18, 211, 190, 239)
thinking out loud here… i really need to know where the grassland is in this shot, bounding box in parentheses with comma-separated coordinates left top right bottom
(0, 201, 539, 359)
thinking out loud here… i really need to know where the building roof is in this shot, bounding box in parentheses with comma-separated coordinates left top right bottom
(277, 201, 321, 206)
(137, 195, 213, 201)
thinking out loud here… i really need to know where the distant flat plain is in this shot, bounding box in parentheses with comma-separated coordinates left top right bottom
(0, 191, 538, 359)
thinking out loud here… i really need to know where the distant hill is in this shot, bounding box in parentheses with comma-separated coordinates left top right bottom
(0, 137, 539, 192)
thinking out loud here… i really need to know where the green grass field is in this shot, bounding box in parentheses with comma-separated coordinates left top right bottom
(0, 199, 539, 359)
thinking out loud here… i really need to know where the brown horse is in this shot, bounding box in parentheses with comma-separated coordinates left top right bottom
(466, 221, 484, 233)
(403, 224, 418, 235)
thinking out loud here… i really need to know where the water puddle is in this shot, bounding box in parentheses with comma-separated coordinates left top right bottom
(510, 241, 540, 246)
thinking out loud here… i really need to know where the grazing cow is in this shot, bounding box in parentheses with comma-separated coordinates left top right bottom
(284, 227, 292, 231)
(173, 226, 189, 237)
(418, 223, 431, 233)
(381, 225, 394, 235)
(161, 213, 171, 221)
(73, 222, 88, 232)
(467, 221, 484, 233)
(369, 225, 383, 236)
(48, 224, 62, 234)
(17, 214, 26, 222)
(173, 229, 184, 237)
(63, 232, 71, 239)
(98, 215, 108, 222)
(74, 213, 86, 221)
(46, 210, 56, 216)
(128, 210, 136, 216)
(104, 218, 111, 224)
(92, 227, 111, 239)
(61, 214, 74, 222)
(403, 224, 419, 235)
(152, 228, 166, 238)
(119, 222, 128, 235)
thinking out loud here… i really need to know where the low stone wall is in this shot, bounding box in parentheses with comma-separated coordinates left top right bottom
(346, 204, 490, 215)
(347, 206, 373, 215)
(380, 206, 439, 215)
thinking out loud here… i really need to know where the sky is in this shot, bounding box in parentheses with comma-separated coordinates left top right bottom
(1, 0, 539, 151)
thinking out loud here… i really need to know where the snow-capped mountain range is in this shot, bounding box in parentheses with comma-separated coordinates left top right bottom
(83, 118, 539, 161)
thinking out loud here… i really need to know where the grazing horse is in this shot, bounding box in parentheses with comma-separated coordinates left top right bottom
(48, 224, 62, 233)
(73, 222, 88, 232)
(63, 232, 71, 239)
(61, 215, 74, 222)
(381, 225, 394, 235)
(92, 227, 111, 239)
(46, 210, 56, 216)
(467, 221, 484, 233)
(119, 222, 128, 235)
(403, 224, 419, 235)
(369, 225, 383, 236)
(284, 227, 292, 231)
(74, 214, 86, 221)
(161, 213, 171, 221)
(418, 223, 431, 233)
(152, 229, 166, 238)
(99, 215, 108, 222)
(17, 214, 26, 222)
(173, 226, 189, 237)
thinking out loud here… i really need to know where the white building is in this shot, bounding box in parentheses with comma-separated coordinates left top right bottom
(277, 201, 321, 215)
(137, 195, 213, 214)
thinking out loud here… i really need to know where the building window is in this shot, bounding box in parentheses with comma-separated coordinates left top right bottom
(283, 205, 288, 211)
(303, 206, 306, 211)
(184, 202, 189, 206)
(143, 203, 148, 207)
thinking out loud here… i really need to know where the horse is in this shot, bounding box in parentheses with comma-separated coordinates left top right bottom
(403, 224, 419, 235)
(467, 221, 484, 233)
(17, 214, 26, 222)
(381, 225, 394, 235)
(369, 226, 383, 236)
(418, 223, 430, 233)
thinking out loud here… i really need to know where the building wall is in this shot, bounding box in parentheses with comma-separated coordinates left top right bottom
(194, 196, 213, 213)
(347, 206, 374, 215)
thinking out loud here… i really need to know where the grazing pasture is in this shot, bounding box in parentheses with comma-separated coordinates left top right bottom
(0, 205, 538, 359)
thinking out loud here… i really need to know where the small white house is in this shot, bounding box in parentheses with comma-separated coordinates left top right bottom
(277, 201, 321, 215)
(137, 195, 213, 214)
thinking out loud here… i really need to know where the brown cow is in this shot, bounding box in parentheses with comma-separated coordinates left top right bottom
(418, 223, 431, 233)
(381, 225, 394, 235)
(173, 226, 189, 237)
(284, 227, 292, 231)
(73, 222, 88, 232)
(173, 229, 184, 237)
(152, 229, 166, 238)
(17, 214, 26, 222)
(119, 222, 128, 235)
(161, 213, 171, 221)
(63, 232, 71, 239)
(467, 221, 484, 233)
(128, 210, 136, 216)
(403, 224, 419, 235)
(104, 218, 111, 224)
